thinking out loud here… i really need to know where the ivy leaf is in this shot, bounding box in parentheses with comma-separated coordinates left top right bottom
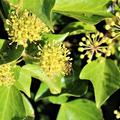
(61, 22, 96, 35)
(53, 0, 112, 24)
(14, 66, 32, 97)
(22, 94, 35, 120)
(0, 86, 25, 120)
(22, 64, 63, 94)
(48, 95, 68, 104)
(35, 83, 48, 101)
(57, 99, 103, 120)
(42, 33, 69, 43)
(22, 0, 55, 30)
(0, 39, 5, 49)
(80, 58, 120, 108)
(0, 41, 23, 65)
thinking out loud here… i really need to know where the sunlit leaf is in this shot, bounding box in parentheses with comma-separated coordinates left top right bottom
(54, 0, 112, 24)
(80, 58, 120, 108)
(0, 86, 25, 120)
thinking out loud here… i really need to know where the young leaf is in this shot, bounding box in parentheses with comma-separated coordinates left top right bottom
(53, 0, 112, 24)
(35, 83, 48, 101)
(42, 33, 69, 43)
(48, 95, 68, 104)
(80, 58, 120, 108)
(0, 86, 25, 120)
(57, 99, 103, 120)
(22, 94, 35, 120)
(0, 39, 5, 49)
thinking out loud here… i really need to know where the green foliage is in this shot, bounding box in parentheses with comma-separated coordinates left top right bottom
(7, 0, 55, 29)
(0, 42, 23, 64)
(53, 0, 112, 24)
(80, 58, 120, 108)
(0, 86, 25, 120)
(57, 99, 103, 120)
(61, 21, 96, 35)
(0, 0, 120, 119)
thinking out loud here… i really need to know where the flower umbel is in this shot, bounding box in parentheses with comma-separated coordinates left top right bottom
(5, 10, 49, 47)
(0, 64, 15, 86)
(78, 32, 113, 62)
(105, 12, 120, 38)
(40, 41, 72, 78)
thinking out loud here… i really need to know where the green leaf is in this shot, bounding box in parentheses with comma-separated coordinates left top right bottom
(7, 0, 19, 4)
(22, 64, 63, 94)
(0, 0, 10, 18)
(48, 95, 68, 104)
(0, 39, 5, 49)
(14, 66, 32, 97)
(42, 33, 69, 43)
(35, 83, 48, 101)
(22, 0, 55, 30)
(62, 79, 88, 97)
(22, 94, 35, 120)
(57, 99, 103, 120)
(61, 22, 96, 35)
(53, 0, 112, 24)
(60, 58, 88, 97)
(80, 58, 120, 108)
(0, 86, 25, 120)
(0, 42, 24, 65)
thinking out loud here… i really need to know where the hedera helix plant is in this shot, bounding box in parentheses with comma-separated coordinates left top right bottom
(0, 0, 120, 120)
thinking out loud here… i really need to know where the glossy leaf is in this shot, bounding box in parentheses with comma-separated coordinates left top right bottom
(62, 79, 88, 97)
(53, 0, 112, 24)
(22, 0, 55, 29)
(61, 22, 96, 35)
(42, 33, 69, 42)
(0, 86, 25, 120)
(35, 83, 48, 101)
(0, 42, 23, 65)
(22, 64, 63, 94)
(80, 58, 120, 108)
(48, 95, 68, 104)
(57, 99, 103, 120)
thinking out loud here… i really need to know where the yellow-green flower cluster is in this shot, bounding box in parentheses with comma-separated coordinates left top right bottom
(114, 109, 120, 119)
(39, 41, 72, 78)
(78, 32, 113, 63)
(0, 64, 15, 86)
(5, 10, 49, 47)
(105, 12, 120, 38)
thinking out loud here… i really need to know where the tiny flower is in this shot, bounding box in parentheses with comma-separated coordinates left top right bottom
(78, 32, 113, 62)
(5, 10, 49, 47)
(39, 41, 72, 78)
(0, 64, 15, 86)
(105, 12, 120, 38)
(114, 109, 120, 119)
